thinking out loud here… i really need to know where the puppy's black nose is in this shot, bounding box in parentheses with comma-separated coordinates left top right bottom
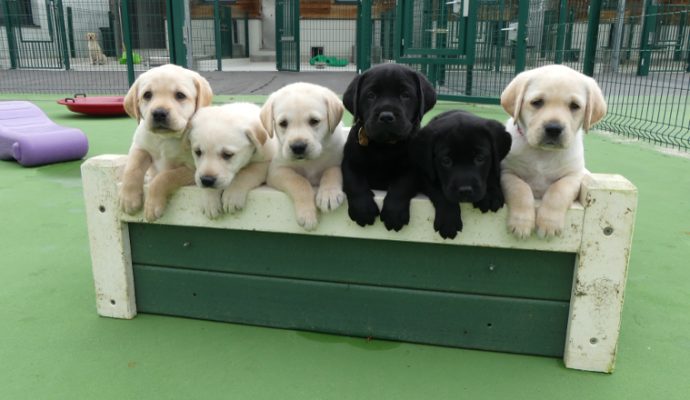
(544, 122, 563, 138)
(290, 141, 308, 156)
(152, 109, 168, 123)
(378, 111, 395, 124)
(200, 175, 216, 188)
(457, 186, 474, 197)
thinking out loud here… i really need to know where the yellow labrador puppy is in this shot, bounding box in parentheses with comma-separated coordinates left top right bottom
(500, 64, 607, 239)
(120, 64, 213, 221)
(86, 32, 106, 65)
(187, 103, 278, 219)
(260, 82, 347, 231)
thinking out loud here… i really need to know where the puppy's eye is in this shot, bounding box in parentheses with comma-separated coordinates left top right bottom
(175, 91, 187, 101)
(400, 91, 411, 100)
(569, 102, 581, 111)
(221, 151, 234, 161)
(366, 92, 376, 100)
(309, 118, 320, 127)
(142, 91, 153, 101)
(194, 149, 202, 157)
(441, 156, 453, 168)
(278, 120, 288, 128)
(531, 99, 544, 108)
(474, 154, 486, 164)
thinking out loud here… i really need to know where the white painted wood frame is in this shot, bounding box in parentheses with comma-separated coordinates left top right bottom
(81, 155, 637, 373)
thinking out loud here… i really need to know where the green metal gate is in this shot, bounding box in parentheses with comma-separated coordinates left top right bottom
(276, 0, 299, 72)
(2, 0, 70, 69)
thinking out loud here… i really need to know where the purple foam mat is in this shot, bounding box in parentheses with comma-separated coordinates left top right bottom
(0, 101, 89, 167)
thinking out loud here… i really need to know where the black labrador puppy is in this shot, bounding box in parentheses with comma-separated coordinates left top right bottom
(410, 110, 512, 239)
(342, 64, 437, 231)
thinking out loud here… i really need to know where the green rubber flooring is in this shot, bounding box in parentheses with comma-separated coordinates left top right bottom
(1, 94, 689, 399)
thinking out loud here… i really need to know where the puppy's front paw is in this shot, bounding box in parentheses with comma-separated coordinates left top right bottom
(202, 191, 224, 219)
(347, 196, 380, 227)
(434, 208, 462, 240)
(144, 197, 167, 221)
(222, 189, 248, 214)
(316, 186, 345, 212)
(380, 199, 410, 232)
(474, 188, 504, 213)
(536, 205, 566, 238)
(507, 207, 535, 239)
(119, 187, 143, 215)
(295, 205, 318, 231)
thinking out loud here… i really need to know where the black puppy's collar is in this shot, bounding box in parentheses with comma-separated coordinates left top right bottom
(355, 121, 400, 146)
(357, 126, 369, 146)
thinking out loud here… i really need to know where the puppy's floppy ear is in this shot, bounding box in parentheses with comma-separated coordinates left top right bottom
(123, 79, 140, 121)
(246, 120, 269, 157)
(500, 70, 532, 122)
(343, 73, 363, 122)
(192, 72, 213, 111)
(486, 120, 512, 181)
(583, 76, 607, 132)
(259, 95, 275, 138)
(413, 70, 437, 123)
(409, 127, 437, 182)
(323, 88, 344, 133)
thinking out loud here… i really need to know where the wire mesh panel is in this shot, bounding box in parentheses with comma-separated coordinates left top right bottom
(595, 2, 690, 150)
(189, 1, 251, 72)
(0, 0, 173, 94)
(276, 0, 299, 71)
(298, 1, 356, 71)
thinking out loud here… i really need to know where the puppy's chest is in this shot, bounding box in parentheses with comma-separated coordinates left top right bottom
(504, 149, 582, 197)
(138, 135, 193, 171)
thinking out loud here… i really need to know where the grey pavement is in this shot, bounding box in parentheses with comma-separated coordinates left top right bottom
(0, 69, 357, 95)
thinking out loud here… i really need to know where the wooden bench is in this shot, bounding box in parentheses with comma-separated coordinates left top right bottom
(81, 155, 638, 373)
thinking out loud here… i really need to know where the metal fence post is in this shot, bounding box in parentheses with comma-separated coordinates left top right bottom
(67, 6, 75, 58)
(120, 0, 135, 86)
(2, 0, 18, 69)
(673, 10, 687, 61)
(583, 0, 602, 76)
(55, 0, 70, 70)
(166, 0, 188, 67)
(244, 12, 249, 57)
(515, 0, 528, 73)
(637, 0, 655, 76)
(555, 0, 567, 64)
(213, 0, 222, 71)
(356, 0, 372, 73)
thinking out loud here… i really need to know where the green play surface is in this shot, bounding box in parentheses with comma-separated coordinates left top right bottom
(0, 94, 688, 399)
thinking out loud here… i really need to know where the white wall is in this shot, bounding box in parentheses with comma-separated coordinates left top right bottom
(299, 19, 356, 63)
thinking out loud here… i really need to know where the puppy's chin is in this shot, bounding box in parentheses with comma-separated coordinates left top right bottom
(442, 185, 486, 204)
(364, 120, 414, 143)
(282, 145, 321, 161)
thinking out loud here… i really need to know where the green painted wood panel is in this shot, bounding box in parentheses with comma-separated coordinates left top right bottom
(133, 264, 570, 357)
(129, 224, 575, 301)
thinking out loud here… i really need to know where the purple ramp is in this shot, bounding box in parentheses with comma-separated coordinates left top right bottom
(0, 101, 89, 167)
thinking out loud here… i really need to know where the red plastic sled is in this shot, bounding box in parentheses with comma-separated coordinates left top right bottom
(58, 94, 127, 116)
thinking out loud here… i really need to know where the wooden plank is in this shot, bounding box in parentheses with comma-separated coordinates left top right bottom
(133, 264, 571, 357)
(81, 155, 137, 319)
(564, 173, 638, 373)
(129, 223, 576, 301)
(95, 151, 584, 254)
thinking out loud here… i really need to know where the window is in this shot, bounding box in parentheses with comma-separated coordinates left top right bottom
(0, 0, 35, 26)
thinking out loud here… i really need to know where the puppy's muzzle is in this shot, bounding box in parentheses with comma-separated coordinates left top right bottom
(377, 111, 396, 124)
(445, 181, 482, 203)
(541, 121, 564, 147)
(151, 108, 169, 128)
(200, 175, 217, 188)
(289, 140, 308, 159)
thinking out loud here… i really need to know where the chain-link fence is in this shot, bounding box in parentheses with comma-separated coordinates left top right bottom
(1, 0, 689, 150)
(365, 0, 689, 151)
